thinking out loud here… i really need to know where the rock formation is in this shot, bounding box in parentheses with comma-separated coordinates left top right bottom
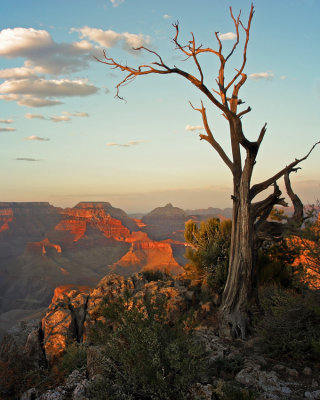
(142, 203, 189, 241)
(0, 202, 186, 336)
(18, 273, 201, 365)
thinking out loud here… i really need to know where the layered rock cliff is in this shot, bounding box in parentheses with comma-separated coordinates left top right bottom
(0, 202, 185, 336)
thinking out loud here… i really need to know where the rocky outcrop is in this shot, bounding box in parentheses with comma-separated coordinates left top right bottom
(55, 204, 132, 243)
(142, 203, 189, 241)
(26, 238, 62, 255)
(112, 233, 184, 276)
(16, 273, 204, 365)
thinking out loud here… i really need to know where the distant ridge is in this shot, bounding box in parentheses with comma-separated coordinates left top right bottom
(185, 207, 232, 219)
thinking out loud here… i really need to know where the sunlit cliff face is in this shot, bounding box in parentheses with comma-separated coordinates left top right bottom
(55, 207, 131, 242)
(26, 237, 62, 255)
(289, 213, 320, 289)
(0, 208, 13, 232)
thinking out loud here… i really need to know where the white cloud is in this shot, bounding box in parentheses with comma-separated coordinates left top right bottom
(0, 94, 63, 107)
(0, 78, 98, 107)
(106, 140, 148, 147)
(0, 78, 98, 97)
(249, 72, 274, 80)
(15, 157, 40, 161)
(0, 66, 39, 80)
(163, 14, 171, 19)
(218, 32, 237, 41)
(24, 135, 50, 141)
(73, 26, 150, 53)
(280, 75, 287, 80)
(63, 111, 89, 117)
(0, 127, 15, 132)
(0, 27, 93, 75)
(50, 115, 71, 123)
(0, 119, 13, 123)
(25, 113, 46, 119)
(110, 0, 125, 7)
(185, 125, 204, 131)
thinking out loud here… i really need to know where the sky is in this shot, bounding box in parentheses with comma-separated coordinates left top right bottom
(0, 0, 319, 213)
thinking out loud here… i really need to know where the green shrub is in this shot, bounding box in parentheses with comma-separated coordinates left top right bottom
(141, 270, 171, 282)
(88, 290, 208, 399)
(257, 239, 303, 289)
(214, 355, 244, 379)
(60, 341, 87, 375)
(257, 286, 320, 362)
(184, 218, 231, 293)
(214, 380, 256, 400)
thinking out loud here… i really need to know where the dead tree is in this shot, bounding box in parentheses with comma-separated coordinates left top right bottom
(97, 4, 319, 338)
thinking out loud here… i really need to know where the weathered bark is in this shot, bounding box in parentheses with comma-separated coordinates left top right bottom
(220, 196, 253, 338)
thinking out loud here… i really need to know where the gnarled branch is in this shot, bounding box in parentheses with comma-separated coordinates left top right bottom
(250, 141, 320, 200)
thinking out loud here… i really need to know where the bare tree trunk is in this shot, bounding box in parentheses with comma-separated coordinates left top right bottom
(220, 178, 255, 338)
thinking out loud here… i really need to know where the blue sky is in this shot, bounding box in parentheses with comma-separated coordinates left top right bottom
(0, 0, 319, 213)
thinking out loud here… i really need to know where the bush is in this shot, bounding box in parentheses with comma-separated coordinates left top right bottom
(184, 218, 231, 293)
(141, 270, 171, 282)
(214, 379, 256, 400)
(257, 286, 320, 362)
(59, 341, 87, 375)
(257, 239, 303, 289)
(88, 290, 208, 399)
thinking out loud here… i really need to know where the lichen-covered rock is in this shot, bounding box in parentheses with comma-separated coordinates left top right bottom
(236, 361, 292, 397)
(20, 388, 39, 400)
(305, 390, 320, 400)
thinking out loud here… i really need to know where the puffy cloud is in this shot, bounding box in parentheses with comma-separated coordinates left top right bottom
(73, 26, 150, 53)
(0, 94, 63, 107)
(110, 0, 125, 6)
(0, 27, 93, 75)
(0, 78, 98, 107)
(25, 113, 46, 119)
(106, 140, 148, 147)
(0, 66, 39, 80)
(0, 127, 15, 132)
(0, 119, 13, 123)
(280, 75, 287, 80)
(15, 157, 40, 161)
(50, 114, 71, 123)
(218, 32, 237, 41)
(24, 135, 50, 141)
(163, 14, 171, 19)
(249, 72, 274, 80)
(185, 125, 204, 131)
(0, 78, 98, 97)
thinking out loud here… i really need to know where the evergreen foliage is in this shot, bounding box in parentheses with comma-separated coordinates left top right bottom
(184, 218, 231, 293)
(88, 290, 208, 399)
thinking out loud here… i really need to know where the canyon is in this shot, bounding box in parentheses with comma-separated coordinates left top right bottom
(0, 201, 231, 338)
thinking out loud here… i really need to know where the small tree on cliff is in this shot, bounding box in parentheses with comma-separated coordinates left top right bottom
(98, 5, 319, 338)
